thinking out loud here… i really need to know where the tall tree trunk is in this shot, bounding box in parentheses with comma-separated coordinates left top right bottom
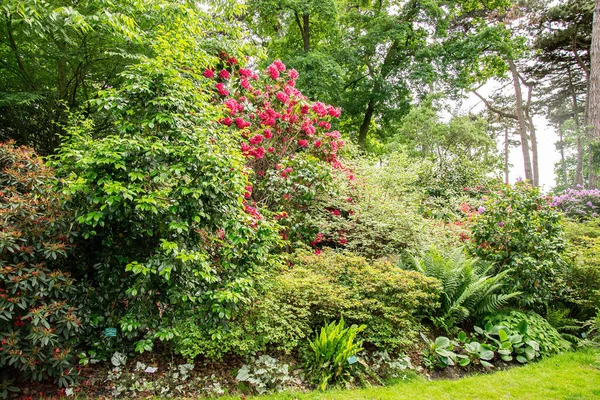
(293, 12, 310, 52)
(558, 129, 568, 186)
(508, 58, 534, 184)
(504, 126, 510, 183)
(568, 66, 585, 187)
(358, 97, 375, 148)
(525, 84, 539, 187)
(302, 13, 310, 52)
(587, 0, 600, 188)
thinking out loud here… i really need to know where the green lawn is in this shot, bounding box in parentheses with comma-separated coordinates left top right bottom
(229, 350, 600, 400)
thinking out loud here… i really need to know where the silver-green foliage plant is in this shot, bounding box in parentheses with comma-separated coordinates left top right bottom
(484, 311, 571, 356)
(474, 322, 541, 364)
(420, 334, 458, 369)
(236, 355, 302, 394)
(403, 246, 519, 332)
(305, 318, 366, 390)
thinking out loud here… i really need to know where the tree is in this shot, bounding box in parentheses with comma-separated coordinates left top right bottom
(0, 1, 183, 154)
(587, 0, 600, 187)
(248, 0, 514, 149)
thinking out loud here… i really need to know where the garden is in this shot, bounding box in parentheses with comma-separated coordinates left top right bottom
(1, 0, 600, 399)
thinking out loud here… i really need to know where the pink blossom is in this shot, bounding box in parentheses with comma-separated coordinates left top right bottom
(241, 78, 252, 90)
(264, 129, 273, 139)
(219, 69, 230, 79)
(220, 117, 233, 126)
(276, 91, 289, 103)
(203, 69, 215, 78)
(251, 146, 265, 159)
(300, 105, 310, 114)
(216, 82, 229, 96)
(314, 140, 322, 148)
(235, 117, 251, 129)
(239, 68, 252, 77)
(249, 134, 264, 145)
(298, 139, 308, 148)
(267, 64, 280, 80)
(318, 121, 331, 130)
(267, 146, 275, 153)
(273, 60, 286, 71)
(289, 69, 299, 79)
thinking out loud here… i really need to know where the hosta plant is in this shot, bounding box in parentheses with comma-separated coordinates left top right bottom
(420, 334, 457, 369)
(474, 322, 540, 364)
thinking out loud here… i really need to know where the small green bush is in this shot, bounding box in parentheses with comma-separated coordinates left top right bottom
(305, 318, 366, 390)
(561, 219, 600, 318)
(256, 249, 441, 353)
(484, 310, 570, 357)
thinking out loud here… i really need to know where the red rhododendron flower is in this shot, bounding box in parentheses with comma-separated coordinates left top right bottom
(273, 59, 286, 71)
(298, 139, 308, 148)
(289, 69, 299, 79)
(244, 185, 253, 199)
(267, 64, 280, 80)
(216, 82, 229, 96)
(219, 69, 230, 79)
(235, 117, 251, 129)
(314, 249, 322, 255)
(276, 91, 289, 103)
(311, 233, 324, 246)
(317, 121, 330, 130)
(228, 57, 238, 65)
(264, 129, 273, 139)
(249, 134, 264, 145)
(251, 146, 265, 159)
(203, 69, 215, 78)
(267, 147, 274, 153)
(331, 209, 341, 216)
(239, 68, 252, 77)
(220, 117, 233, 126)
(300, 105, 309, 114)
(241, 78, 251, 90)
(312, 102, 327, 117)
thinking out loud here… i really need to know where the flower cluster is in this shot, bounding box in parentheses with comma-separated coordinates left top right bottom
(205, 58, 344, 172)
(552, 187, 600, 220)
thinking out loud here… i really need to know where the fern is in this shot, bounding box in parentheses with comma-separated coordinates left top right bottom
(401, 246, 520, 333)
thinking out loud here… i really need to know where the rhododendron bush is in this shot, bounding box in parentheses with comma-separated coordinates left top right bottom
(0, 142, 81, 388)
(205, 56, 351, 246)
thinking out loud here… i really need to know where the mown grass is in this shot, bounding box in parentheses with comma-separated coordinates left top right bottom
(224, 350, 600, 400)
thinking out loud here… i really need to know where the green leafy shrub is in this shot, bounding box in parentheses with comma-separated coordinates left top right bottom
(401, 246, 518, 333)
(484, 310, 570, 357)
(311, 154, 437, 259)
(305, 318, 366, 390)
(53, 13, 282, 356)
(469, 181, 567, 311)
(252, 249, 441, 354)
(0, 142, 81, 388)
(561, 219, 600, 318)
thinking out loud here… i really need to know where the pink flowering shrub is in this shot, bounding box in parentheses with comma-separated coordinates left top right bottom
(204, 57, 351, 246)
(552, 187, 600, 220)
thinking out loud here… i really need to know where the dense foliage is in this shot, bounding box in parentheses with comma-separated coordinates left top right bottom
(469, 182, 567, 310)
(0, 142, 80, 387)
(0, 0, 597, 397)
